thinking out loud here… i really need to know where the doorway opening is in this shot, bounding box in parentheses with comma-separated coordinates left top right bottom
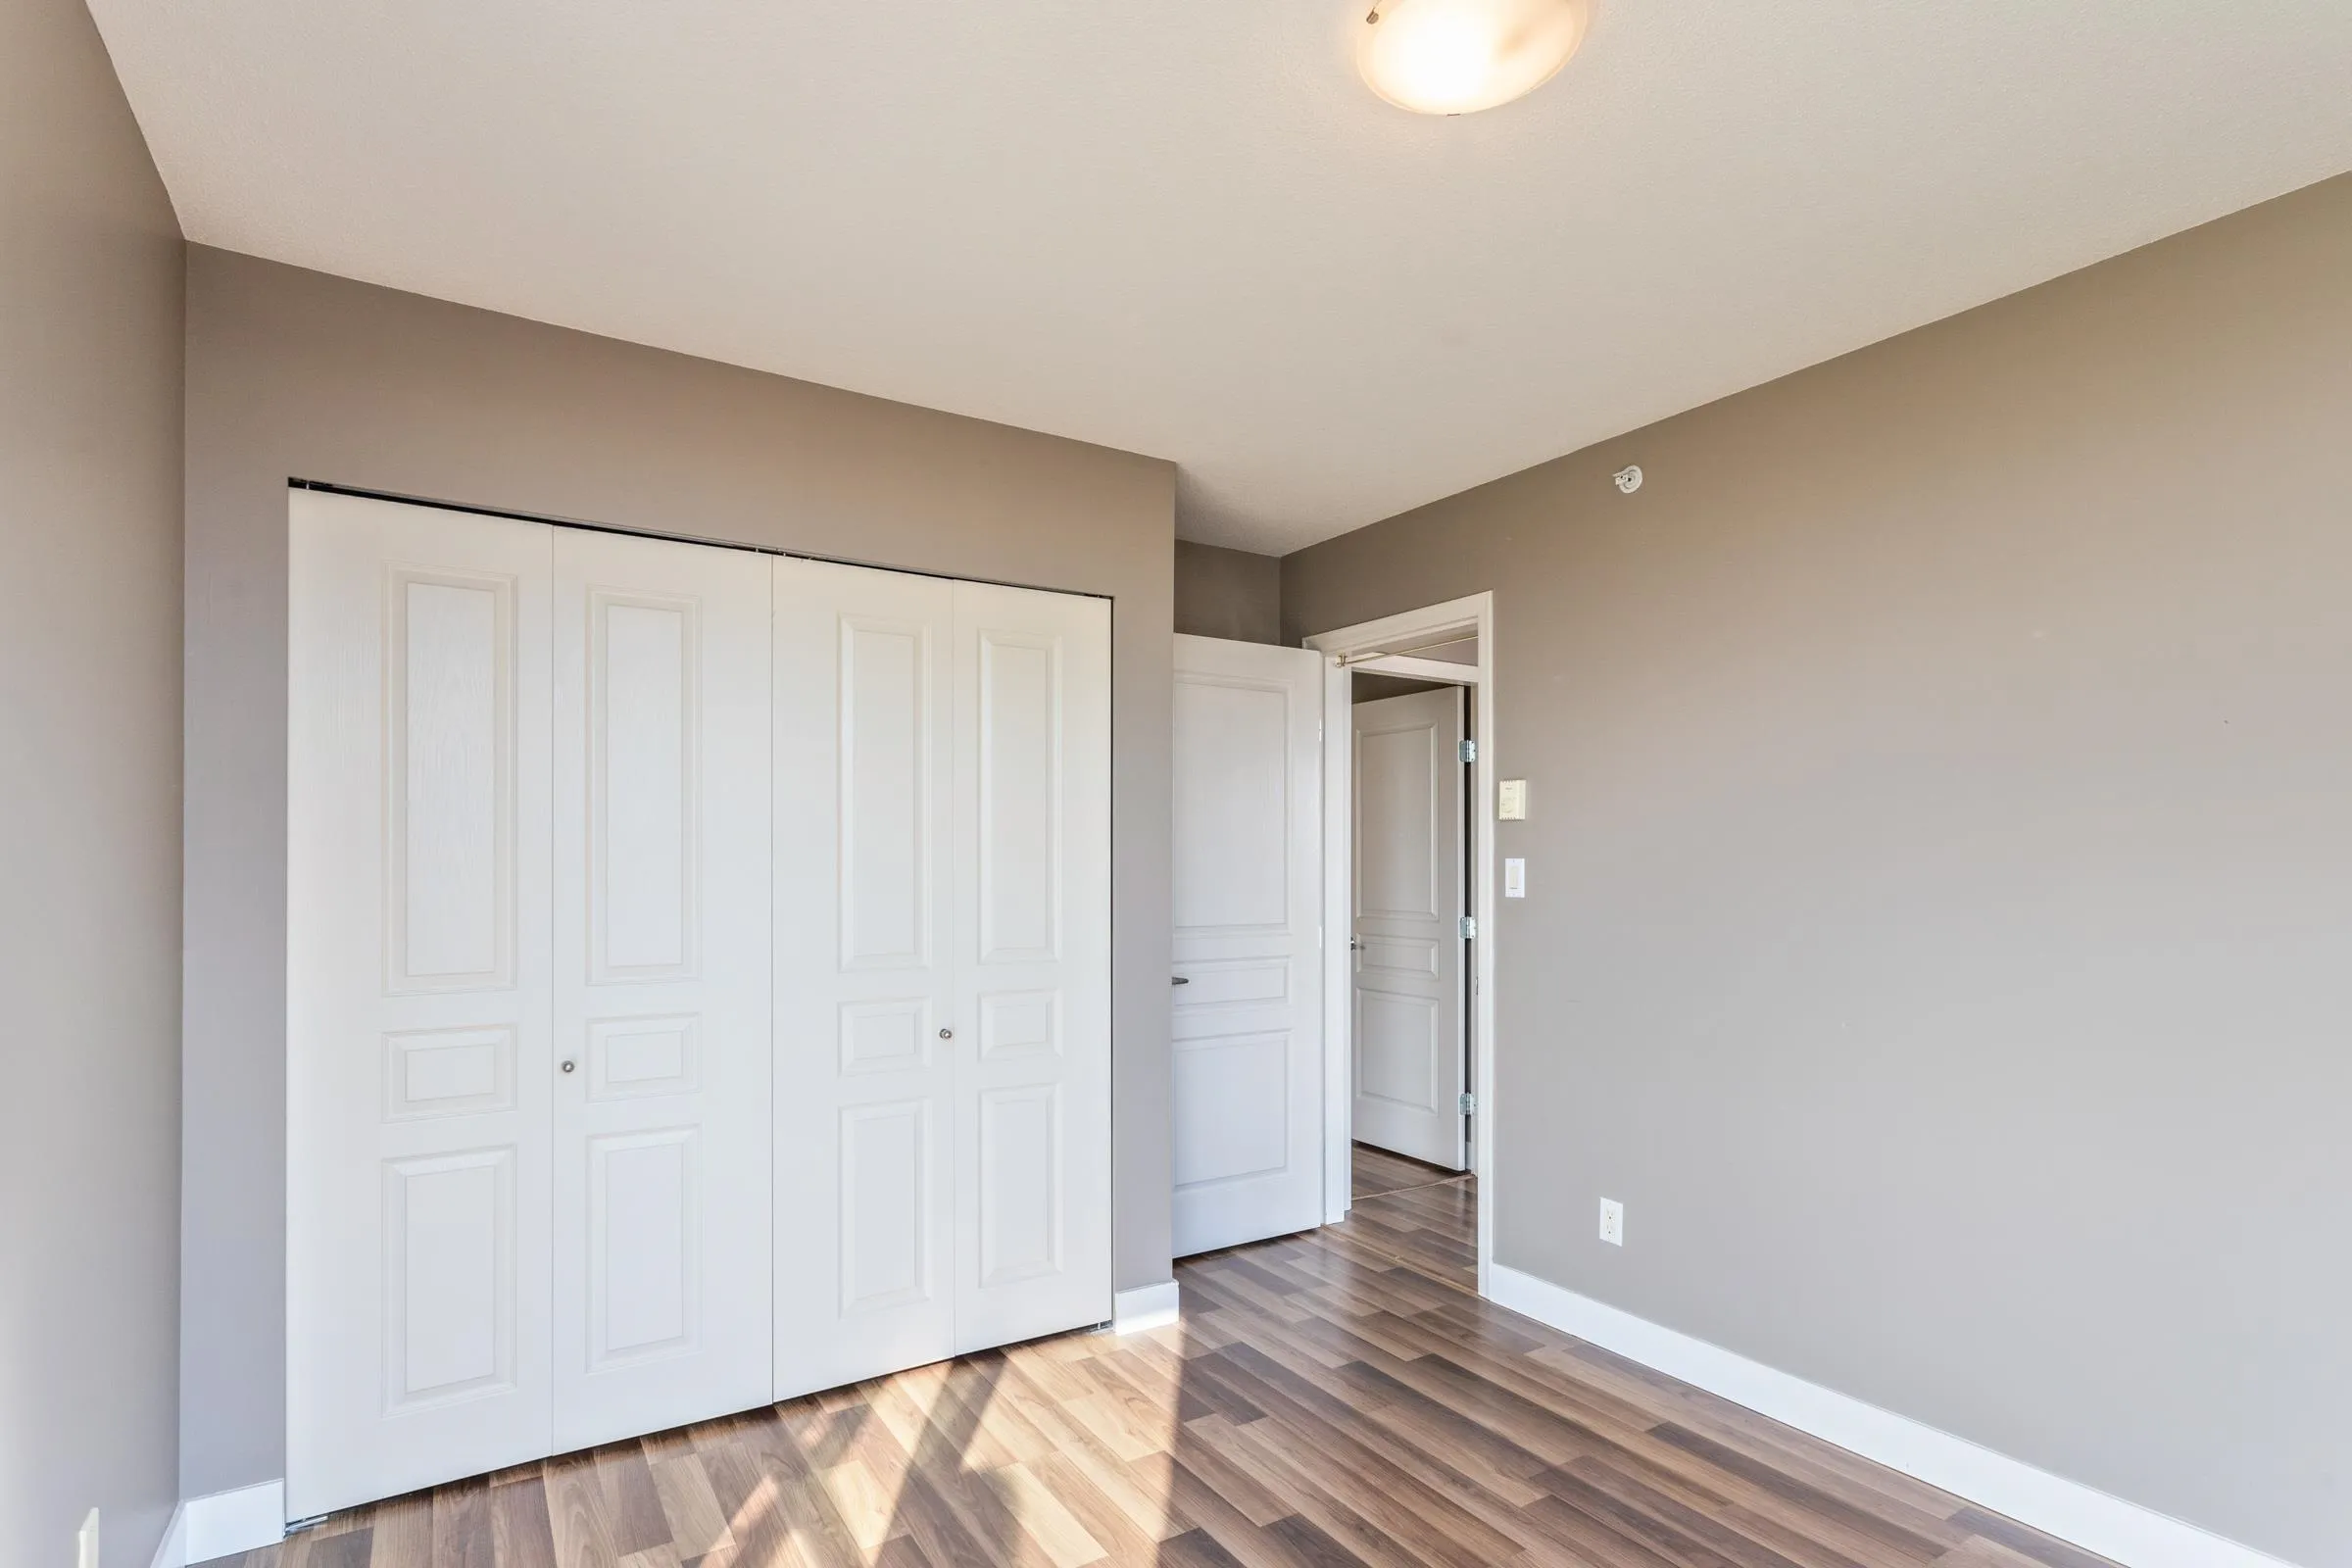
(1305, 592, 1495, 1296)
(1164, 593, 1496, 1288)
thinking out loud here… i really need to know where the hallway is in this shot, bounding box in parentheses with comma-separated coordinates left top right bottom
(206, 1148, 2109, 1568)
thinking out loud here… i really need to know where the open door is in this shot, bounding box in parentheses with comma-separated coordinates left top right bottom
(1351, 687, 1468, 1170)
(1170, 635, 1326, 1256)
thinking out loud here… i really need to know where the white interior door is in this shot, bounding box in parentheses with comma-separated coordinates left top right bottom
(288, 491, 555, 1517)
(1169, 635, 1325, 1256)
(551, 528, 773, 1449)
(1351, 688, 1468, 1170)
(772, 558, 958, 1398)
(952, 580, 1113, 1350)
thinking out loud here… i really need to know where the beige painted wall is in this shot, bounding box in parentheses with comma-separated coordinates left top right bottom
(182, 247, 1177, 1495)
(0, 1, 185, 1563)
(1174, 539, 1282, 644)
(1283, 173, 2352, 1564)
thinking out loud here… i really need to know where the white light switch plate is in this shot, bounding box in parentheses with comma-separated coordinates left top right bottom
(1497, 779, 1528, 819)
(1503, 858, 1526, 898)
(1598, 1198, 1624, 1247)
(77, 1509, 99, 1568)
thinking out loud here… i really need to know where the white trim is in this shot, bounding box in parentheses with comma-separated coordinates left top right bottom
(1318, 656, 1353, 1224)
(146, 1502, 188, 1568)
(179, 1479, 285, 1565)
(1111, 1281, 1181, 1334)
(1343, 652, 1479, 684)
(1487, 1265, 2299, 1568)
(1309, 592, 1488, 657)
(1304, 590, 1496, 1293)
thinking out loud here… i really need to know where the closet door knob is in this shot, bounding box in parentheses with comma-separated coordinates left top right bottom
(938, 1028, 954, 1041)
(561, 1059, 576, 1074)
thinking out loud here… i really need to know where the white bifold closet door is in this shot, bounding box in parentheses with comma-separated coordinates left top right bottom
(290, 491, 1109, 1517)
(773, 560, 1112, 1398)
(289, 494, 773, 1516)
(549, 526, 772, 1452)
(290, 492, 557, 1516)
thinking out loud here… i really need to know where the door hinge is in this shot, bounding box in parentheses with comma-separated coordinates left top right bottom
(1458, 1092, 1478, 1115)
(1458, 738, 1477, 762)
(1459, 914, 1477, 939)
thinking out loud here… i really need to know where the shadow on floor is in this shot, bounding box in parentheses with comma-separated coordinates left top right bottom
(220, 1148, 2114, 1568)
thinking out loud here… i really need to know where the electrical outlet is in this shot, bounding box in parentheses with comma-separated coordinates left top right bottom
(77, 1508, 99, 1568)
(1598, 1198, 1624, 1247)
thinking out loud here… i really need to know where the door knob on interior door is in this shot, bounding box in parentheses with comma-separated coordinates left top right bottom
(939, 1028, 954, 1040)
(561, 1060, 575, 1074)
(1171, 976, 1190, 985)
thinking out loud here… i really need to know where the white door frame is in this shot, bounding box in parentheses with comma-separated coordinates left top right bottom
(1303, 592, 1495, 1298)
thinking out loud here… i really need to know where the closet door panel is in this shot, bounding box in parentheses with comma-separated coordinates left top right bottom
(774, 559, 958, 1397)
(288, 491, 555, 1518)
(952, 581, 1112, 1351)
(553, 529, 772, 1450)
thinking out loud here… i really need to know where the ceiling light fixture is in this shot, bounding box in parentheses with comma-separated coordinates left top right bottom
(1357, 0, 1592, 116)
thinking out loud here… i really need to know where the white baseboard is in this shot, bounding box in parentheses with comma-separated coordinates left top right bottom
(146, 1502, 187, 1568)
(156, 1479, 283, 1567)
(1487, 1265, 2296, 1568)
(1111, 1280, 1181, 1334)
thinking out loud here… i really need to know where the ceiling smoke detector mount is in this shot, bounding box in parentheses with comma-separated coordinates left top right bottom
(1358, 0, 1593, 117)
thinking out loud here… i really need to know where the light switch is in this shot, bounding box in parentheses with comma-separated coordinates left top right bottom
(1503, 858, 1525, 898)
(1497, 779, 1528, 819)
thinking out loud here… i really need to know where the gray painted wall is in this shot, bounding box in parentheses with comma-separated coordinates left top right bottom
(0, 1, 184, 1563)
(182, 248, 1176, 1495)
(1174, 539, 1282, 644)
(1282, 173, 2352, 1565)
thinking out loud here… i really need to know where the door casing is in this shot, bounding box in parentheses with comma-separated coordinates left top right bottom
(1302, 592, 1496, 1298)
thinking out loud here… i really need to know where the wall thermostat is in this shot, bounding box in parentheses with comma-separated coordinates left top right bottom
(1613, 466, 1643, 494)
(1497, 779, 1528, 819)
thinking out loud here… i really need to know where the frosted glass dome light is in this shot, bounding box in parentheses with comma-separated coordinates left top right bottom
(1356, 0, 1592, 116)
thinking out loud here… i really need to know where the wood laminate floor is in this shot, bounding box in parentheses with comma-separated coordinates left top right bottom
(1337, 1145, 1476, 1290)
(208, 1149, 2112, 1568)
(1348, 1145, 1462, 1201)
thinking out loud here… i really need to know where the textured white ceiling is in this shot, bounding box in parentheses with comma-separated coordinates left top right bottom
(89, 0, 2352, 552)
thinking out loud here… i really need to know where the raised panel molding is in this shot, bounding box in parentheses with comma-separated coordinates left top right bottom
(977, 989, 1060, 1061)
(590, 589, 701, 983)
(386, 569, 516, 993)
(976, 630, 1063, 964)
(839, 614, 933, 972)
(587, 1128, 701, 1367)
(381, 1026, 515, 1121)
(1358, 992, 1441, 1109)
(977, 1084, 1064, 1286)
(381, 1147, 517, 1411)
(838, 999, 932, 1074)
(1172, 1030, 1290, 1190)
(841, 1100, 932, 1312)
(586, 1015, 701, 1101)
(1169, 959, 1289, 1010)
(1360, 936, 1439, 977)
(1172, 673, 1293, 937)
(1354, 723, 1439, 920)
